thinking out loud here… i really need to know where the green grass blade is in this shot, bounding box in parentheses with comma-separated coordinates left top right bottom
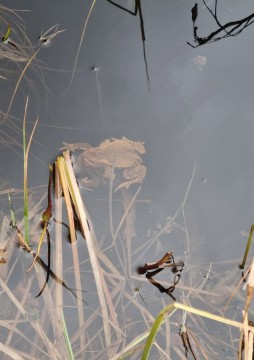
(2, 24, 11, 42)
(141, 303, 176, 360)
(239, 224, 254, 269)
(61, 311, 75, 360)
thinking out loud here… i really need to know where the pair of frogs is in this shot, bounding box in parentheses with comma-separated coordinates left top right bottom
(62, 137, 146, 192)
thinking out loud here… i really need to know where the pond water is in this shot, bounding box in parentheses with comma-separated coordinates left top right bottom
(0, 1, 254, 359)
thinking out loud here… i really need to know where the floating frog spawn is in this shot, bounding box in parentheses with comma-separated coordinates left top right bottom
(61, 137, 147, 191)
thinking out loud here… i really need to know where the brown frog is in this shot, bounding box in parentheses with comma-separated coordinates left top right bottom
(62, 137, 146, 191)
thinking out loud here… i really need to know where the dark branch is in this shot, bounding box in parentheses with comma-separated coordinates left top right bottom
(188, 1, 254, 47)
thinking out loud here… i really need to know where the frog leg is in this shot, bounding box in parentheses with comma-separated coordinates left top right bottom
(115, 165, 146, 192)
(80, 175, 100, 188)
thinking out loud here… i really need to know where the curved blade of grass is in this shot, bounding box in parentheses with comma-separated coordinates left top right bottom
(239, 224, 254, 269)
(2, 23, 11, 42)
(142, 301, 254, 360)
(141, 304, 177, 360)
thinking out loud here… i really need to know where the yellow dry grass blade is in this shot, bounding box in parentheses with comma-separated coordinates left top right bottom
(174, 302, 253, 330)
(26, 225, 47, 272)
(56, 156, 76, 243)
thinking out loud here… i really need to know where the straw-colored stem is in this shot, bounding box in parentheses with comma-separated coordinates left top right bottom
(22, 97, 29, 245)
(54, 163, 63, 311)
(62, 151, 112, 350)
(23, 98, 38, 245)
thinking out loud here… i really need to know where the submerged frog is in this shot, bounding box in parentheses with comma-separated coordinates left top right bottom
(62, 137, 146, 191)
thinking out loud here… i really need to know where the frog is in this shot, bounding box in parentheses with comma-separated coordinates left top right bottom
(61, 137, 146, 191)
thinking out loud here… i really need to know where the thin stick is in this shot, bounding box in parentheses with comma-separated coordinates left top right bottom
(23, 100, 38, 245)
(182, 162, 196, 253)
(0, 276, 60, 358)
(5, 277, 33, 347)
(113, 186, 141, 243)
(3, 48, 41, 127)
(62, 0, 96, 96)
(23, 97, 29, 245)
(0, 342, 25, 360)
(109, 166, 115, 239)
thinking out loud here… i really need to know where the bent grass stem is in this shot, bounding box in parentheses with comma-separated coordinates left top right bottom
(240, 225, 254, 269)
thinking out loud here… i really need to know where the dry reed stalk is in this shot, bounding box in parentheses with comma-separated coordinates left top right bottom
(70, 239, 86, 351)
(56, 157, 76, 243)
(172, 345, 189, 359)
(187, 328, 209, 360)
(124, 290, 155, 323)
(117, 187, 141, 276)
(248, 330, 253, 359)
(0, 320, 47, 357)
(223, 266, 249, 313)
(181, 163, 196, 253)
(163, 299, 171, 356)
(243, 311, 249, 360)
(62, 151, 115, 351)
(54, 163, 63, 315)
(4, 215, 72, 358)
(173, 302, 254, 331)
(239, 258, 254, 359)
(0, 342, 25, 360)
(110, 330, 149, 360)
(154, 342, 171, 359)
(56, 156, 86, 351)
(109, 165, 115, 239)
(5, 277, 33, 347)
(0, 275, 61, 359)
